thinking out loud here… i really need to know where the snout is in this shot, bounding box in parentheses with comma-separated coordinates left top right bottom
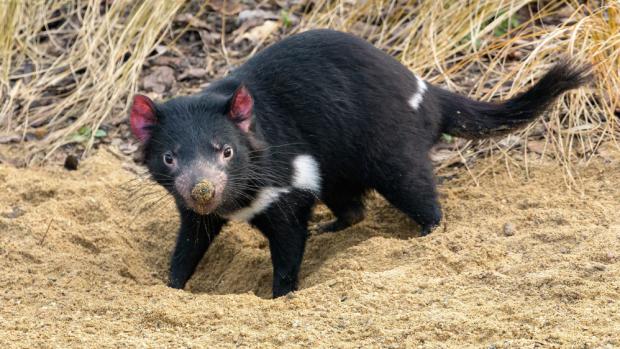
(174, 160, 228, 215)
(191, 179, 215, 204)
(190, 179, 218, 214)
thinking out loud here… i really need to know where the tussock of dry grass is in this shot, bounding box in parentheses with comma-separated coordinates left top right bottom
(0, 0, 618, 174)
(0, 0, 184, 163)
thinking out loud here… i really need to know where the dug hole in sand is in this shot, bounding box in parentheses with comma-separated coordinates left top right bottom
(1, 147, 619, 348)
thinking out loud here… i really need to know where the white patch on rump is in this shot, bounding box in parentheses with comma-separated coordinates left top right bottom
(224, 187, 290, 222)
(291, 154, 321, 192)
(408, 76, 427, 111)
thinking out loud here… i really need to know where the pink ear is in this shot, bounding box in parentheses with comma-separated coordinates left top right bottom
(228, 85, 253, 133)
(130, 95, 157, 143)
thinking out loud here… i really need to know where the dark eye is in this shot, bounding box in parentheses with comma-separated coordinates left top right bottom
(223, 146, 233, 159)
(163, 151, 175, 166)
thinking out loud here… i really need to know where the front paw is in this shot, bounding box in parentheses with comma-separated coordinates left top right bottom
(272, 286, 294, 298)
(167, 277, 186, 289)
(272, 274, 296, 298)
(420, 223, 439, 237)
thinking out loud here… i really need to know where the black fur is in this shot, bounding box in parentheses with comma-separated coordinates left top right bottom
(135, 29, 590, 297)
(437, 62, 591, 138)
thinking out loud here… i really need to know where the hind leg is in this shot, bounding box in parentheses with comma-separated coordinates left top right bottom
(373, 159, 442, 236)
(316, 191, 365, 233)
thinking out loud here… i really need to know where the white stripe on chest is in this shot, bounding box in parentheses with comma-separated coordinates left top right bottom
(224, 154, 321, 222)
(224, 186, 290, 222)
(408, 76, 427, 111)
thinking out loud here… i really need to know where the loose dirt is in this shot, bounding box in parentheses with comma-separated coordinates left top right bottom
(1, 147, 619, 348)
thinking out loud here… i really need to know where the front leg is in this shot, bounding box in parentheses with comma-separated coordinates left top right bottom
(168, 210, 226, 289)
(252, 191, 315, 298)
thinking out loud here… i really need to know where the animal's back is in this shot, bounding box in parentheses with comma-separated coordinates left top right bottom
(232, 29, 429, 178)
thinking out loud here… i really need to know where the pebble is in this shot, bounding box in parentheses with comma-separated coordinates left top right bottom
(285, 292, 297, 300)
(1, 206, 25, 219)
(503, 222, 516, 236)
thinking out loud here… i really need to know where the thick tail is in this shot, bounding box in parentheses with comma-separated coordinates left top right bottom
(438, 61, 591, 139)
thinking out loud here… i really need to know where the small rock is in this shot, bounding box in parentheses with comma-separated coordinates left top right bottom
(606, 251, 616, 262)
(64, 154, 79, 171)
(2, 206, 25, 219)
(503, 222, 516, 236)
(285, 292, 297, 300)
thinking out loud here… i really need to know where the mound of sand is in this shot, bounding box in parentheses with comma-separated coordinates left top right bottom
(1, 147, 619, 347)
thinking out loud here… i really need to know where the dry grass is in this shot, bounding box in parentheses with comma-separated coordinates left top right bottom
(0, 0, 185, 163)
(0, 0, 618, 176)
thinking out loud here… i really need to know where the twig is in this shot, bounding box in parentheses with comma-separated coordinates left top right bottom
(39, 218, 54, 245)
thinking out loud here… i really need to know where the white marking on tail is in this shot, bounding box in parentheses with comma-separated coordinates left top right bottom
(408, 76, 427, 111)
(291, 154, 321, 192)
(224, 187, 290, 222)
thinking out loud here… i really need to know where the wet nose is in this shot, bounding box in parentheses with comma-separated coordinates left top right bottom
(191, 179, 215, 205)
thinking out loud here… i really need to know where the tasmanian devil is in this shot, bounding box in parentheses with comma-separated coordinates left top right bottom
(129, 29, 589, 298)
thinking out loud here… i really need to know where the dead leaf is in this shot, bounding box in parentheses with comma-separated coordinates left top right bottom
(433, 138, 467, 151)
(178, 68, 208, 81)
(208, 0, 243, 15)
(498, 134, 522, 148)
(561, 123, 596, 134)
(596, 143, 619, 163)
(0, 133, 20, 144)
(31, 127, 48, 140)
(141, 66, 175, 93)
(154, 45, 168, 55)
(117, 141, 139, 156)
(175, 13, 210, 30)
(234, 20, 280, 44)
(527, 140, 547, 155)
(150, 55, 184, 68)
(429, 148, 459, 164)
(238, 9, 278, 23)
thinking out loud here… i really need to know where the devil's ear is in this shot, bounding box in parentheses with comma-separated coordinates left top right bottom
(130, 95, 157, 143)
(227, 84, 253, 133)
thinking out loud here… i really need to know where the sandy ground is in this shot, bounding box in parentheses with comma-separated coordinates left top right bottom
(1, 146, 619, 348)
